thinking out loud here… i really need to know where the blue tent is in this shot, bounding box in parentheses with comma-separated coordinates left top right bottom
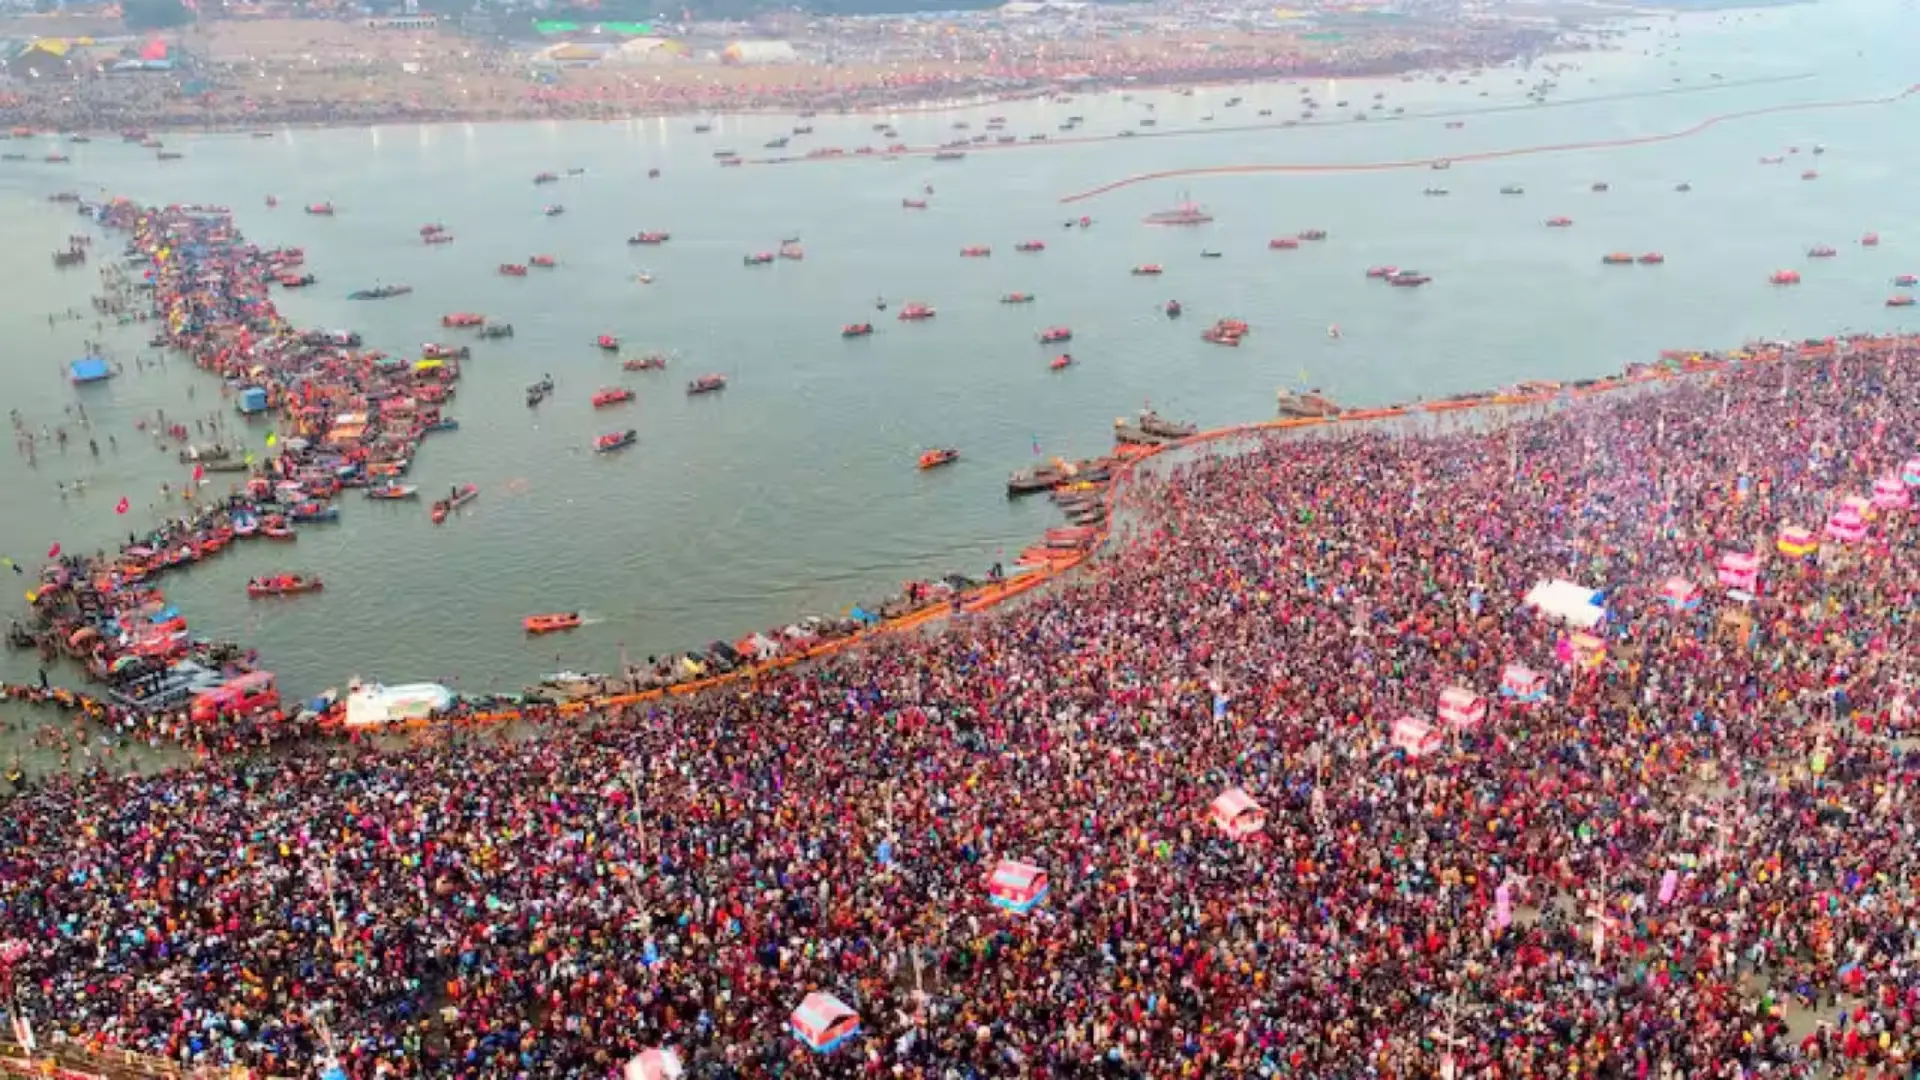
(69, 356, 112, 384)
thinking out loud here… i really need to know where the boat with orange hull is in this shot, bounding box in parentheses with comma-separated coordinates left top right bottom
(918, 448, 959, 470)
(1888, 295, 1916, 308)
(430, 484, 478, 525)
(524, 612, 581, 634)
(442, 313, 485, 328)
(842, 323, 874, 337)
(595, 429, 638, 453)
(247, 574, 322, 598)
(1771, 269, 1802, 285)
(595, 335, 620, 351)
(529, 255, 556, 268)
(1050, 354, 1074, 371)
(365, 484, 417, 500)
(1202, 319, 1249, 346)
(1601, 252, 1635, 265)
(592, 387, 635, 408)
(897, 302, 936, 321)
(1038, 327, 1072, 344)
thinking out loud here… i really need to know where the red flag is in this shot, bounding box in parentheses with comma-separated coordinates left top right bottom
(47, 543, 61, 558)
(115, 497, 130, 514)
(192, 463, 205, 485)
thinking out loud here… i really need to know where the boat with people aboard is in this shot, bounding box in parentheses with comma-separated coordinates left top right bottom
(1298, 229, 1329, 241)
(529, 255, 556, 268)
(932, 150, 967, 161)
(1500, 185, 1525, 195)
(442, 312, 485, 328)
(424, 232, 454, 245)
(1546, 217, 1574, 228)
(365, 484, 417, 500)
(1602, 252, 1635, 265)
(897, 302, 936, 321)
(287, 502, 338, 524)
(1592, 181, 1610, 192)
(1277, 390, 1342, 418)
(420, 343, 469, 360)
(544, 205, 565, 217)
(533, 172, 558, 184)
(624, 353, 669, 371)
(277, 272, 314, 288)
(918, 448, 960, 470)
(348, 284, 412, 300)
(1889, 295, 1916, 308)
(842, 323, 874, 338)
(1015, 241, 1046, 253)
(1201, 317, 1249, 344)
(744, 252, 774, 266)
(629, 232, 670, 245)
(1639, 253, 1666, 265)
(1050, 354, 1074, 371)
(1113, 409, 1198, 445)
(1809, 245, 1838, 258)
(305, 203, 334, 215)
(1132, 265, 1163, 276)
(902, 199, 929, 209)
(1770, 269, 1802, 285)
(1201, 250, 1223, 259)
(430, 483, 478, 524)
(1270, 237, 1301, 250)
(478, 323, 514, 339)
(1366, 266, 1399, 278)
(1000, 293, 1035, 304)
(246, 574, 322, 598)
(1038, 327, 1072, 343)
(499, 263, 528, 276)
(526, 377, 554, 407)
(419, 224, 446, 237)
(687, 375, 728, 396)
(1675, 182, 1692, 192)
(592, 387, 635, 408)
(595, 335, 620, 351)
(524, 612, 582, 634)
(1896, 275, 1919, 287)
(1389, 270, 1432, 287)
(1164, 300, 1183, 317)
(1862, 232, 1880, 247)
(960, 246, 992, 258)
(595, 429, 638, 454)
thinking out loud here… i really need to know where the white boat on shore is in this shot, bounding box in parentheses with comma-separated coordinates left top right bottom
(342, 678, 454, 730)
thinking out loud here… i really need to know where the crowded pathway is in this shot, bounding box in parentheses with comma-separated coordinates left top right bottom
(6, 340, 1920, 1079)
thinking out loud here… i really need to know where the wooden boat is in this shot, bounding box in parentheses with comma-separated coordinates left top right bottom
(247, 574, 322, 598)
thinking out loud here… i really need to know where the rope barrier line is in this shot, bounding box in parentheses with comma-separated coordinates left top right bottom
(1056, 84, 1920, 203)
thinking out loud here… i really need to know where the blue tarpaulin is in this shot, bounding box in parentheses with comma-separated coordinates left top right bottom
(69, 356, 111, 383)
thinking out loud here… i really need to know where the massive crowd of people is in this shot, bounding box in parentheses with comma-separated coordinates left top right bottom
(6, 337, 1920, 1079)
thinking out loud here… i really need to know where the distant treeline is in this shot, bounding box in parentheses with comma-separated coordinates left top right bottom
(381, 0, 1139, 23)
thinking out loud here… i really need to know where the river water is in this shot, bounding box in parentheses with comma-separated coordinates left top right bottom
(0, 0, 1915, 725)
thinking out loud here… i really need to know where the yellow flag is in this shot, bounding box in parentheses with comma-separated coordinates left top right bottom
(265, 432, 277, 447)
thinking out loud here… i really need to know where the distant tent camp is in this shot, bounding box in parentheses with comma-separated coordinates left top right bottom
(70, 356, 113, 384)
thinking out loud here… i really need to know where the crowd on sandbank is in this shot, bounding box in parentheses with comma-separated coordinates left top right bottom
(6, 335, 1920, 1078)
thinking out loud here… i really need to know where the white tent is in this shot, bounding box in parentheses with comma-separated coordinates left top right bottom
(1522, 579, 1604, 628)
